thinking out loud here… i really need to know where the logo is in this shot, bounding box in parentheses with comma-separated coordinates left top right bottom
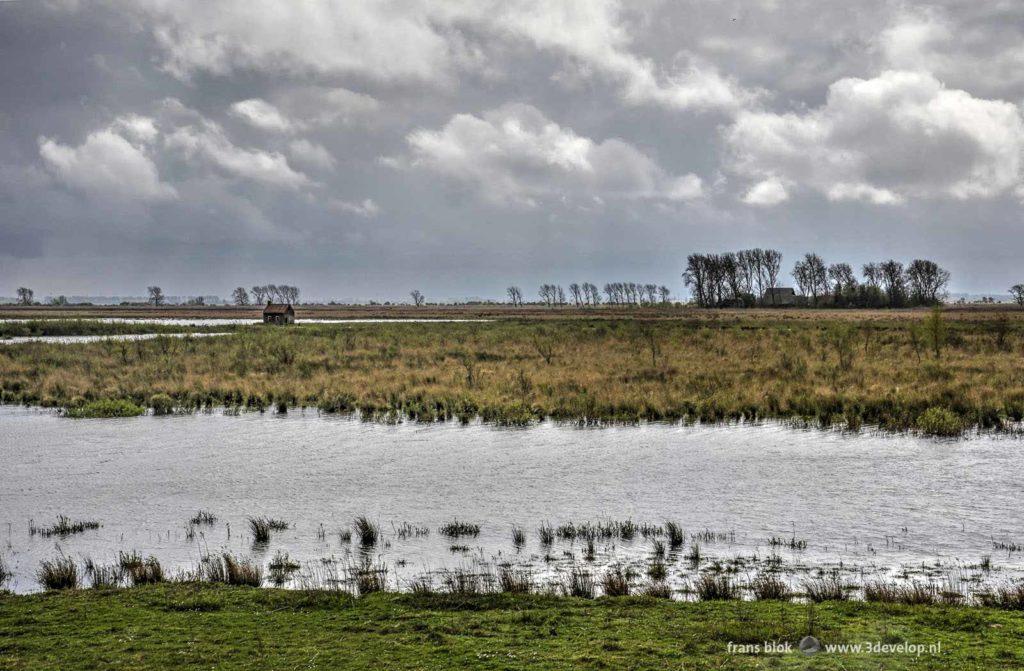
(799, 636, 821, 655)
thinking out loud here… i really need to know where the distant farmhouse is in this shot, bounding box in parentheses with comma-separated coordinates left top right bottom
(763, 287, 797, 306)
(263, 303, 295, 325)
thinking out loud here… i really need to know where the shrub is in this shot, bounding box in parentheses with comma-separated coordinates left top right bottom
(149, 393, 175, 415)
(916, 407, 964, 437)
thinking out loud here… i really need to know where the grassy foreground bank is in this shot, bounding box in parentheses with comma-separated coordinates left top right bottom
(1, 585, 1022, 669)
(1, 314, 1023, 433)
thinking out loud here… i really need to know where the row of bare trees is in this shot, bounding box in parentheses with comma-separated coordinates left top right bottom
(513, 282, 671, 307)
(685, 249, 951, 307)
(232, 284, 301, 306)
(683, 249, 783, 307)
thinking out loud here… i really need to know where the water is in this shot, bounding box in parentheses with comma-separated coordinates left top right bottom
(2, 406, 1021, 594)
(0, 332, 231, 345)
(0, 318, 492, 326)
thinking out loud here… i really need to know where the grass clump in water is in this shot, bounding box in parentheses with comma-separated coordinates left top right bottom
(600, 566, 632, 597)
(38, 554, 79, 590)
(693, 574, 740, 601)
(248, 517, 288, 543)
(438, 519, 480, 538)
(189, 510, 216, 526)
(64, 399, 145, 418)
(353, 517, 379, 547)
(30, 515, 100, 538)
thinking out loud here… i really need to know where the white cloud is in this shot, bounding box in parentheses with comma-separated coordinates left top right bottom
(103, 1, 754, 114)
(164, 121, 311, 189)
(742, 177, 789, 206)
(392, 103, 702, 206)
(229, 98, 292, 132)
(288, 139, 336, 171)
(39, 118, 176, 202)
(725, 70, 1024, 205)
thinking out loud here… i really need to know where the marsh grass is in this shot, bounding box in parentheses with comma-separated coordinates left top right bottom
(647, 557, 667, 581)
(497, 565, 534, 594)
(600, 566, 632, 597)
(642, 582, 673, 599)
(863, 580, 938, 605)
(537, 522, 554, 546)
(268, 551, 301, 586)
(189, 510, 216, 526)
(248, 517, 288, 543)
(85, 561, 124, 589)
(64, 399, 145, 418)
(749, 573, 790, 600)
(440, 567, 490, 595)
(7, 314, 1019, 433)
(353, 558, 388, 595)
(562, 567, 595, 598)
(30, 515, 100, 538)
(804, 575, 849, 602)
(438, 519, 480, 538)
(200, 553, 263, 587)
(353, 517, 379, 547)
(665, 521, 684, 550)
(0, 556, 11, 589)
(693, 574, 740, 601)
(38, 553, 79, 590)
(977, 583, 1024, 610)
(511, 526, 526, 547)
(127, 557, 164, 586)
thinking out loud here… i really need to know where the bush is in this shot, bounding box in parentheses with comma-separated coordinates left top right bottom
(916, 407, 964, 437)
(149, 393, 175, 415)
(64, 399, 145, 419)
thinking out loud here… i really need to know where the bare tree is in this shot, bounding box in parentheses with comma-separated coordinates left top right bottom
(569, 283, 583, 307)
(251, 286, 268, 304)
(1011, 284, 1024, 309)
(16, 287, 34, 305)
(232, 287, 250, 306)
(410, 289, 425, 306)
(147, 286, 164, 306)
(657, 285, 671, 303)
(906, 259, 950, 305)
(539, 284, 556, 307)
(556, 285, 566, 305)
(583, 282, 601, 305)
(762, 249, 782, 295)
(643, 283, 658, 305)
(506, 286, 523, 306)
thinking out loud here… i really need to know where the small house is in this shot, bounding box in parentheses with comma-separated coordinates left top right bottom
(762, 287, 797, 306)
(263, 303, 295, 325)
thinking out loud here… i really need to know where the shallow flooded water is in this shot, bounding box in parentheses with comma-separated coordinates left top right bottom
(0, 332, 231, 345)
(1, 407, 1022, 594)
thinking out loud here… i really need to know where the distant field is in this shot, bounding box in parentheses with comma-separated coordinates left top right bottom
(1, 585, 1021, 670)
(1, 310, 1022, 433)
(1, 302, 1023, 322)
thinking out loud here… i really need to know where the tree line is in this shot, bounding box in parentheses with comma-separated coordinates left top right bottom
(231, 285, 301, 306)
(684, 249, 952, 308)
(502, 282, 672, 307)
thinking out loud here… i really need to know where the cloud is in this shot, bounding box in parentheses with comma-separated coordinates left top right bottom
(38, 118, 177, 202)
(725, 70, 1024, 205)
(99, 1, 754, 114)
(164, 120, 311, 189)
(742, 177, 789, 206)
(288, 139, 336, 171)
(328, 197, 380, 218)
(391, 103, 703, 206)
(229, 98, 292, 132)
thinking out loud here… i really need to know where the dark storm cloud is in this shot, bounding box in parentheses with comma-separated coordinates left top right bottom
(2, 0, 1024, 300)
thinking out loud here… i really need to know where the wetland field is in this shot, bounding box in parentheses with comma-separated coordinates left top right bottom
(2, 307, 1024, 669)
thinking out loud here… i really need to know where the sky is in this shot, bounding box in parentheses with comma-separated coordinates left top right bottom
(1, 0, 1023, 302)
